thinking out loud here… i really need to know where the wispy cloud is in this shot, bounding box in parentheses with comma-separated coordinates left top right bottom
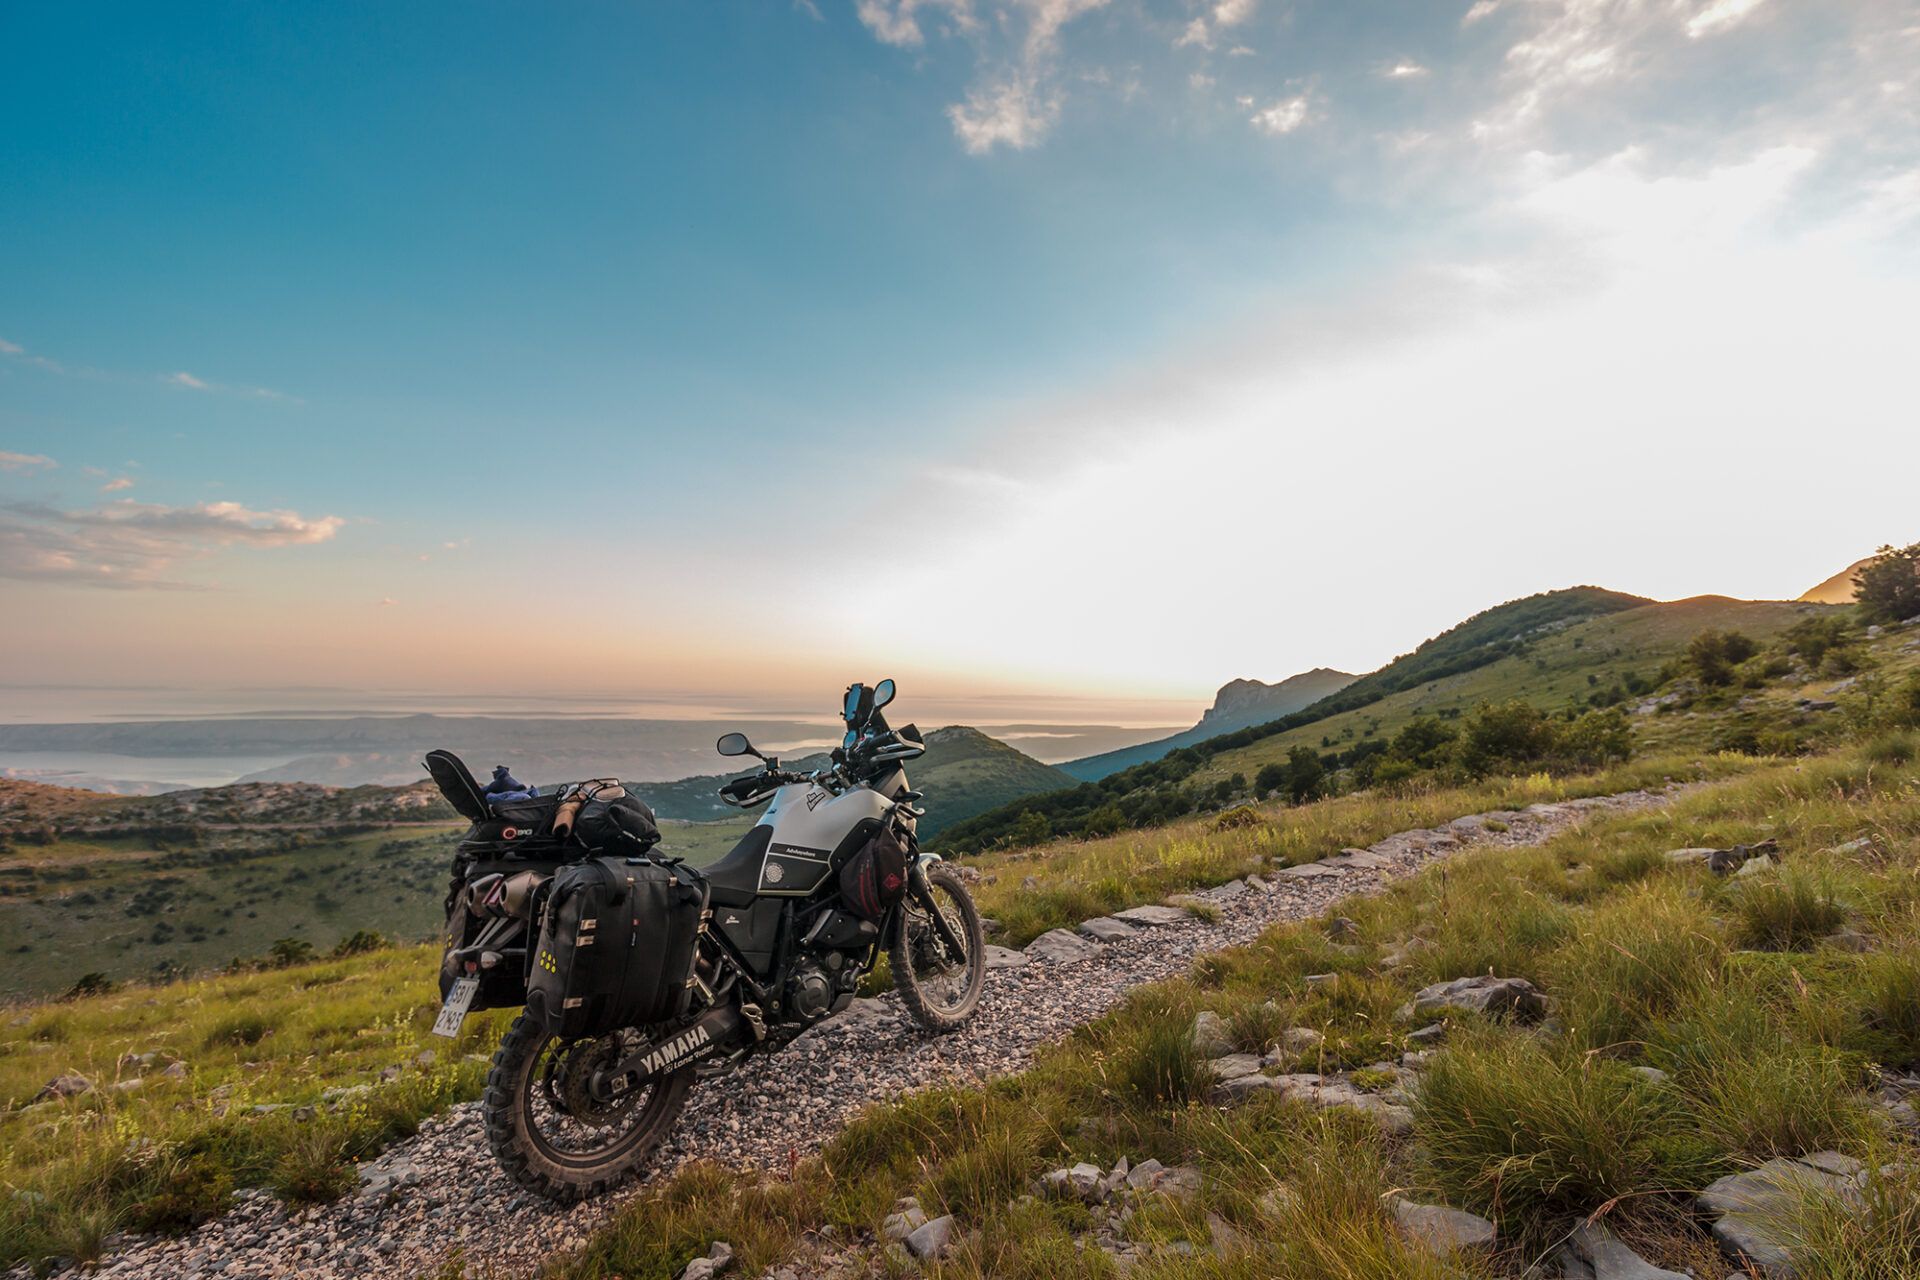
(860, 0, 1110, 154)
(100, 477, 135, 493)
(165, 369, 289, 400)
(0, 451, 58, 474)
(1688, 0, 1767, 38)
(1248, 93, 1314, 136)
(0, 338, 21, 356)
(1176, 0, 1257, 50)
(1384, 61, 1428, 78)
(0, 498, 345, 590)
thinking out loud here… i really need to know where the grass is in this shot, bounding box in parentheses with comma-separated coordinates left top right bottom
(964, 751, 1758, 948)
(0, 942, 512, 1270)
(537, 736, 1919, 1279)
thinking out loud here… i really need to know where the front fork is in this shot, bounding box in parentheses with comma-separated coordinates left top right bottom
(906, 852, 969, 963)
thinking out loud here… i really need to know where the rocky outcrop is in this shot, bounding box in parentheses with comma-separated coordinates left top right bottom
(1407, 975, 1548, 1022)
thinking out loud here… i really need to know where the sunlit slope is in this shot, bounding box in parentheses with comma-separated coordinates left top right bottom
(1196, 596, 1826, 782)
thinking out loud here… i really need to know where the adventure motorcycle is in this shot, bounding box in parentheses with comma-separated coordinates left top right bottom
(426, 680, 986, 1201)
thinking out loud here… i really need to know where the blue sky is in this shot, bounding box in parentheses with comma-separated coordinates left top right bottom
(3, 0, 1916, 713)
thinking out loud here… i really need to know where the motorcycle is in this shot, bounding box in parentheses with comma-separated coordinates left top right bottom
(434, 680, 986, 1202)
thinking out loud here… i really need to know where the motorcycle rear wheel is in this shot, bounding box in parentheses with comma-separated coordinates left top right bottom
(890, 863, 986, 1033)
(482, 1013, 692, 1202)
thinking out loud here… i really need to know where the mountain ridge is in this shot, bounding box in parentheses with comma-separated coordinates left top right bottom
(1059, 667, 1356, 780)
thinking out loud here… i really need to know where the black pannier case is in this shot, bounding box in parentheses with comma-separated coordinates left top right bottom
(526, 857, 708, 1039)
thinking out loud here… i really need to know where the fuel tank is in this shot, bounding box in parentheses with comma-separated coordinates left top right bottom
(751, 782, 892, 896)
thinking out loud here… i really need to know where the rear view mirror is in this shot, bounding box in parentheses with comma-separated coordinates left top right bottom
(873, 678, 896, 709)
(716, 732, 760, 759)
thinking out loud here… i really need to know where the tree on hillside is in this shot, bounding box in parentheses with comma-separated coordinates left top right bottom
(1456, 700, 1560, 776)
(1687, 629, 1758, 687)
(1855, 543, 1920, 624)
(1254, 762, 1286, 797)
(1282, 746, 1325, 804)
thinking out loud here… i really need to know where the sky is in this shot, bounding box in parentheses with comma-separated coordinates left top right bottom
(2, 0, 1917, 719)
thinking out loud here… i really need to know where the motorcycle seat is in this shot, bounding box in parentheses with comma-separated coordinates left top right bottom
(697, 825, 771, 908)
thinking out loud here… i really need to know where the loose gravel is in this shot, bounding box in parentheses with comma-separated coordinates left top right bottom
(61, 788, 1672, 1280)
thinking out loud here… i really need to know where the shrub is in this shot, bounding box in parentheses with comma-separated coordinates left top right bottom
(268, 937, 316, 968)
(1455, 700, 1559, 776)
(62, 972, 115, 1001)
(1689, 629, 1759, 687)
(270, 1126, 355, 1203)
(1556, 708, 1633, 769)
(203, 1011, 275, 1047)
(330, 929, 388, 957)
(1211, 806, 1267, 832)
(1854, 542, 1920, 624)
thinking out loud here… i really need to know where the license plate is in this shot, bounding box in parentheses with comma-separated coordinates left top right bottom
(431, 976, 480, 1038)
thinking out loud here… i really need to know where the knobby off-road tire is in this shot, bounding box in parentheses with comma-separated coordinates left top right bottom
(890, 863, 987, 1033)
(482, 1013, 693, 1203)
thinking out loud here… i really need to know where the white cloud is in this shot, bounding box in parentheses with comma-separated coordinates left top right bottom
(855, 0, 973, 48)
(1385, 61, 1429, 77)
(1249, 94, 1313, 135)
(0, 338, 21, 356)
(0, 451, 57, 474)
(0, 497, 346, 590)
(100, 477, 135, 493)
(377, 596, 397, 607)
(857, 0, 1109, 153)
(1688, 0, 1766, 38)
(793, 0, 824, 19)
(1464, 0, 1502, 23)
(949, 79, 1056, 153)
(1175, 0, 1256, 50)
(167, 371, 209, 390)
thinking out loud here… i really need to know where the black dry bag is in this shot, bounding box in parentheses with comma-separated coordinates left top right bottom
(526, 857, 706, 1039)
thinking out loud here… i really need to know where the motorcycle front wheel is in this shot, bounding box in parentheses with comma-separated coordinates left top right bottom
(482, 1013, 692, 1202)
(890, 862, 986, 1033)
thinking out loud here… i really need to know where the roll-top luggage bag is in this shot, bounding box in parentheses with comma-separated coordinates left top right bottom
(527, 857, 707, 1039)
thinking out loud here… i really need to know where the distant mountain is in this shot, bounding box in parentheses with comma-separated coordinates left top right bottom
(1800, 558, 1871, 604)
(1060, 668, 1355, 781)
(633, 725, 1075, 838)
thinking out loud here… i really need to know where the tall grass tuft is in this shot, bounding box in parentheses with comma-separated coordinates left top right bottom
(1862, 947, 1920, 1066)
(1733, 866, 1853, 951)
(1414, 1030, 1714, 1229)
(1552, 885, 1724, 1052)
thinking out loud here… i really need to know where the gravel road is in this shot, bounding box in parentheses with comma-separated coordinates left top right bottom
(62, 788, 1671, 1280)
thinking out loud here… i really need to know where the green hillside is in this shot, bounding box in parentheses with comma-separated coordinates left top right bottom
(1198, 595, 1830, 784)
(936, 586, 1655, 850)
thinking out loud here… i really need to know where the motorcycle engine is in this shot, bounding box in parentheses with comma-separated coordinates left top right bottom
(785, 960, 837, 1024)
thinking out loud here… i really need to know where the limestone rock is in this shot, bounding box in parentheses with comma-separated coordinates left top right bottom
(903, 1215, 954, 1260)
(1390, 1199, 1496, 1254)
(1112, 904, 1191, 928)
(1410, 975, 1547, 1022)
(34, 1073, 93, 1101)
(1024, 928, 1101, 964)
(1697, 1152, 1866, 1275)
(1191, 1011, 1233, 1057)
(982, 944, 1028, 971)
(1208, 1053, 1262, 1081)
(1078, 917, 1137, 943)
(1561, 1222, 1688, 1280)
